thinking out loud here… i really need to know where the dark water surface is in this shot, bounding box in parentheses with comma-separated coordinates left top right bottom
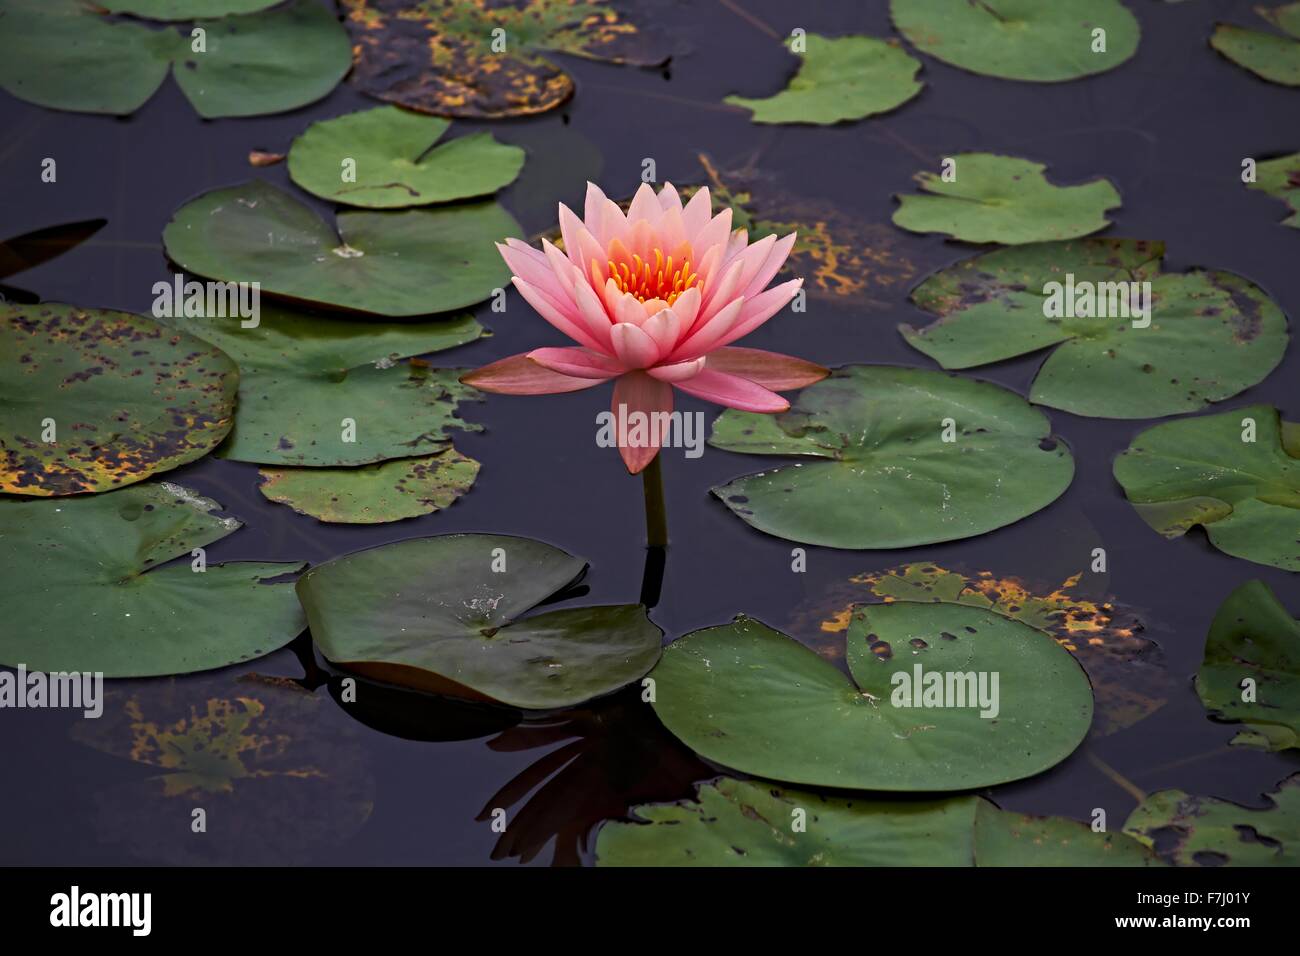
(1, 0, 1297, 865)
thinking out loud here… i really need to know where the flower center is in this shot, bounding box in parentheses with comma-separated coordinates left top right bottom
(607, 248, 697, 306)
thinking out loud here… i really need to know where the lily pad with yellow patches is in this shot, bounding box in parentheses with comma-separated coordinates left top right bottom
(72, 674, 374, 864)
(1, 303, 238, 496)
(795, 562, 1170, 736)
(341, 0, 672, 119)
(258, 448, 481, 523)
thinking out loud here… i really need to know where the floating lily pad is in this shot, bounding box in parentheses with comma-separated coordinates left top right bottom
(710, 366, 1074, 549)
(903, 239, 1288, 418)
(101, 1, 279, 19)
(297, 535, 662, 710)
(1113, 405, 1300, 571)
(1248, 152, 1300, 228)
(597, 779, 1158, 865)
(892, 154, 1121, 244)
(0, 0, 351, 118)
(0, 482, 305, 677)
(725, 34, 923, 125)
(166, 305, 482, 467)
(650, 606, 1093, 792)
(341, 0, 671, 119)
(72, 674, 374, 864)
(287, 106, 526, 209)
(808, 563, 1169, 736)
(1196, 580, 1300, 750)
(163, 181, 516, 317)
(258, 448, 480, 524)
(1, 302, 237, 496)
(1212, 3, 1300, 86)
(1124, 775, 1300, 866)
(890, 0, 1139, 82)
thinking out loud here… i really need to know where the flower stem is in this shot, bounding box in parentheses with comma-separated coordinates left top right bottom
(641, 453, 669, 548)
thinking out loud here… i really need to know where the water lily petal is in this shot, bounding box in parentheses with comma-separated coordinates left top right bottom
(611, 321, 662, 368)
(461, 354, 604, 395)
(528, 347, 625, 380)
(666, 296, 745, 362)
(682, 186, 713, 238)
(573, 279, 616, 350)
(692, 206, 734, 261)
(647, 357, 706, 383)
(627, 182, 663, 226)
(673, 368, 789, 412)
(706, 347, 829, 390)
(641, 308, 682, 354)
(658, 182, 683, 212)
(670, 286, 702, 332)
(513, 277, 604, 352)
(612, 371, 673, 474)
(741, 232, 797, 299)
(714, 278, 803, 349)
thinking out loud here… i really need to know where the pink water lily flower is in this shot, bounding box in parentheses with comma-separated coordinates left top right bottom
(462, 181, 829, 473)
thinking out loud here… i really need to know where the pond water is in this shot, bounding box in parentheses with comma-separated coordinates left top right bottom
(1, 0, 1296, 865)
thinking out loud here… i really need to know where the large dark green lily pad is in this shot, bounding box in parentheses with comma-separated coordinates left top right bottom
(650, 605, 1093, 792)
(1113, 405, 1300, 571)
(710, 366, 1074, 549)
(1212, 3, 1300, 86)
(1, 303, 237, 496)
(890, 0, 1139, 82)
(1197, 580, 1300, 751)
(1249, 152, 1300, 228)
(725, 34, 923, 125)
(258, 448, 480, 523)
(162, 180, 516, 317)
(598, 778, 1155, 865)
(167, 305, 482, 467)
(893, 154, 1120, 244)
(1124, 775, 1300, 866)
(902, 239, 1288, 418)
(0, 0, 351, 118)
(297, 535, 662, 710)
(341, 0, 671, 119)
(288, 106, 525, 209)
(0, 482, 305, 677)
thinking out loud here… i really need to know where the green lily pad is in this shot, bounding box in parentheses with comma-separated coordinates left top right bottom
(0, 482, 306, 677)
(341, 0, 670, 119)
(1212, 3, 1300, 87)
(1113, 404, 1300, 571)
(287, 106, 525, 209)
(297, 535, 662, 710)
(1196, 580, 1300, 750)
(1, 302, 237, 497)
(892, 154, 1121, 244)
(162, 180, 516, 317)
(101, 1, 279, 18)
(258, 448, 480, 524)
(166, 305, 482, 467)
(1248, 152, 1300, 228)
(597, 779, 1158, 866)
(1124, 775, 1300, 866)
(902, 239, 1288, 418)
(890, 0, 1139, 82)
(725, 34, 923, 125)
(710, 366, 1074, 549)
(0, 0, 351, 118)
(649, 605, 1094, 792)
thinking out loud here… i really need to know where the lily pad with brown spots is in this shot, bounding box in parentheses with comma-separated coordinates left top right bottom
(1212, 2, 1300, 87)
(341, 0, 672, 119)
(1, 303, 238, 496)
(1124, 774, 1300, 866)
(903, 239, 1289, 419)
(0, 482, 306, 677)
(1248, 152, 1300, 228)
(71, 673, 374, 864)
(798, 562, 1169, 737)
(258, 448, 480, 523)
